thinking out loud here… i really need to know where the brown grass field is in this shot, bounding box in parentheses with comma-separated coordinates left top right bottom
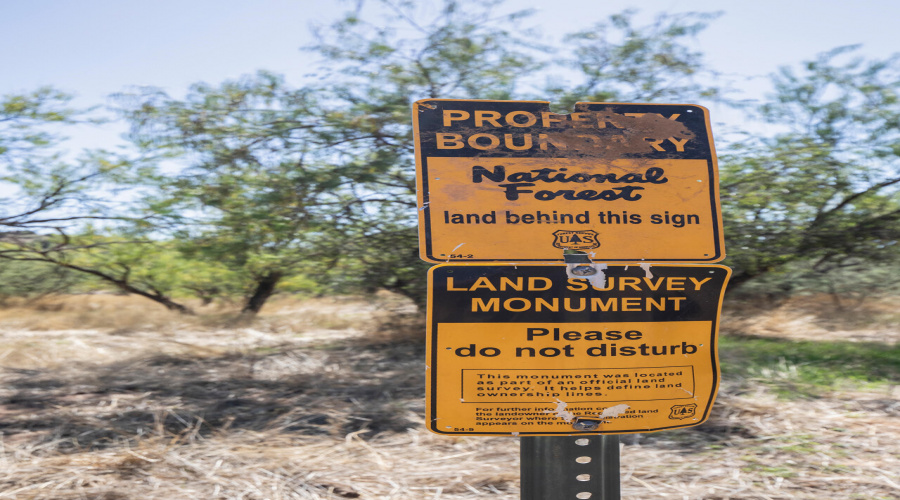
(0, 293, 896, 499)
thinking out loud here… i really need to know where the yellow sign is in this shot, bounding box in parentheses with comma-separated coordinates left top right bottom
(425, 264, 731, 435)
(413, 99, 725, 263)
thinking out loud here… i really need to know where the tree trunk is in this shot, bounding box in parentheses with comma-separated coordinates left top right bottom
(241, 272, 282, 315)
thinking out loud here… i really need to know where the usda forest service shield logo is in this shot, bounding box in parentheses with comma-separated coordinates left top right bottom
(552, 230, 600, 250)
(669, 404, 698, 420)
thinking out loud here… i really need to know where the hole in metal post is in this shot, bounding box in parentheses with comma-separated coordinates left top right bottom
(576, 493, 592, 499)
(575, 438, 590, 446)
(575, 456, 591, 464)
(576, 474, 591, 482)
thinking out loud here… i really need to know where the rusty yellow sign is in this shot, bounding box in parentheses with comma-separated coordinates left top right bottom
(413, 99, 725, 263)
(425, 264, 731, 435)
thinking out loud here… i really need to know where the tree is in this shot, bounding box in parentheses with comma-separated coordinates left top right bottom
(117, 72, 354, 315)
(0, 88, 111, 231)
(114, 1, 542, 314)
(721, 47, 900, 288)
(0, 89, 207, 312)
(292, 0, 544, 309)
(114, 1, 727, 313)
(300, 1, 725, 307)
(0, 3, 751, 315)
(547, 10, 724, 108)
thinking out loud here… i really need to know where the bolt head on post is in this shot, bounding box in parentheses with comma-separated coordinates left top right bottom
(572, 419, 600, 431)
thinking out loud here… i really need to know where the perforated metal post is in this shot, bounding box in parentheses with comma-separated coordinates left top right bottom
(519, 253, 622, 499)
(520, 434, 620, 499)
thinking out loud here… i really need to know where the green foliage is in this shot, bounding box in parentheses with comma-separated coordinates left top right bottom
(1, 88, 80, 229)
(0, 230, 243, 313)
(62, 233, 236, 301)
(729, 258, 900, 310)
(0, 88, 136, 234)
(294, 0, 729, 307)
(548, 10, 724, 108)
(310, 0, 541, 101)
(721, 47, 900, 287)
(0, 258, 91, 301)
(4, 0, 899, 316)
(319, 209, 432, 307)
(0, 87, 75, 158)
(276, 273, 325, 295)
(0, 89, 164, 309)
(720, 336, 900, 397)
(118, 72, 356, 313)
(114, 0, 554, 313)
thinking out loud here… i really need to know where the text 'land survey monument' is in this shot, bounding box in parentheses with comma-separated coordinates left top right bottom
(425, 264, 731, 435)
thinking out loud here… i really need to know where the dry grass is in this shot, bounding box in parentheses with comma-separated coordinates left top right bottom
(722, 294, 900, 345)
(0, 294, 897, 499)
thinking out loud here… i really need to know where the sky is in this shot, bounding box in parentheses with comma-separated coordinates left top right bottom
(1, 0, 899, 149)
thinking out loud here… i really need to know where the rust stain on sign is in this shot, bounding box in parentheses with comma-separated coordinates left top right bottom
(532, 108, 694, 161)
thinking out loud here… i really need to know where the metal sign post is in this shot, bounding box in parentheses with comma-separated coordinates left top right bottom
(521, 435, 620, 499)
(520, 253, 623, 500)
(521, 254, 622, 499)
(413, 99, 727, 499)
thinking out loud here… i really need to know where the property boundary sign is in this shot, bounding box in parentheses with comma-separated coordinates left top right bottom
(413, 99, 725, 263)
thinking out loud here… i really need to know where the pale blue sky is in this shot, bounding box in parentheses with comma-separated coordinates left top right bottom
(1, 0, 898, 147)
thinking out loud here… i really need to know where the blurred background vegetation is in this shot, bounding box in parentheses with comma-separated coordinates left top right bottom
(2, 0, 899, 317)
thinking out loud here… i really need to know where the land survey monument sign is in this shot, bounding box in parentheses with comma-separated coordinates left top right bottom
(413, 99, 725, 263)
(425, 264, 731, 435)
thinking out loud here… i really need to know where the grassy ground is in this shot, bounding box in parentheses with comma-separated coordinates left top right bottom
(0, 293, 896, 499)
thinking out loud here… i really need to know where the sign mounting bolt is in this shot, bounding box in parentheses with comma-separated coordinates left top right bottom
(572, 419, 600, 431)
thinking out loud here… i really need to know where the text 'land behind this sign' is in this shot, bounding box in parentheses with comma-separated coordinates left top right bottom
(425, 264, 731, 435)
(413, 99, 725, 263)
